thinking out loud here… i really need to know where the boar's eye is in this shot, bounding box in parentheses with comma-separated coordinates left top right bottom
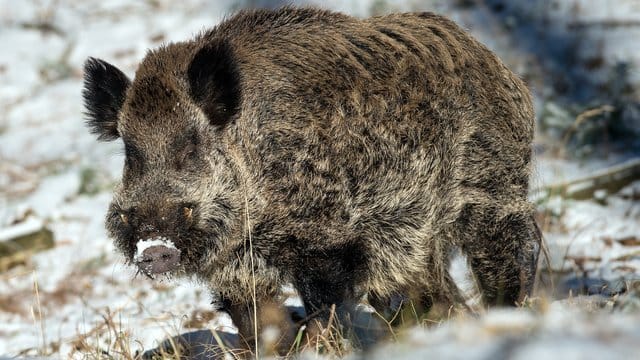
(118, 212, 129, 225)
(109, 208, 130, 227)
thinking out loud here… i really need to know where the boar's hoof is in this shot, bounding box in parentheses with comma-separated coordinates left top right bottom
(135, 245, 181, 274)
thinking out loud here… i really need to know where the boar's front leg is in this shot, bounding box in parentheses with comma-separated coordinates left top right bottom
(222, 299, 255, 356)
(293, 244, 367, 348)
(295, 276, 350, 349)
(222, 295, 297, 357)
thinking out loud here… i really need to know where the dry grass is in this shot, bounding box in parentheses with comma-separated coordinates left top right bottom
(3, 191, 615, 359)
(53, 267, 553, 359)
(70, 306, 139, 359)
(73, 298, 456, 359)
(12, 268, 633, 360)
(243, 192, 260, 358)
(1, 231, 580, 360)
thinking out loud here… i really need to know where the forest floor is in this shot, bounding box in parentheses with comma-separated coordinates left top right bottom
(1, 1, 639, 359)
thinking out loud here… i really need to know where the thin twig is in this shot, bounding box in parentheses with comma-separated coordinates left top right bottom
(31, 271, 47, 356)
(560, 104, 615, 153)
(243, 193, 259, 358)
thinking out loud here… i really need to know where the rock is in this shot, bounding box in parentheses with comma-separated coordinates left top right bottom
(560, 275, 626, 297)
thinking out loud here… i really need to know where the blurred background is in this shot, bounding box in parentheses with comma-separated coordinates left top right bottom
(1, 0, 639, 358)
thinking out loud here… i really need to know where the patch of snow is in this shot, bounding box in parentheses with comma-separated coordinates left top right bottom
(0, 217, 43, 242)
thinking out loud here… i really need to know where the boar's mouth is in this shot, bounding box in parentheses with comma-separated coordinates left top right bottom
(133, 237, 181, 277)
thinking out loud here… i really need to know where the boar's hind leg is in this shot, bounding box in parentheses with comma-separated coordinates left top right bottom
(459, 203, 541, 306)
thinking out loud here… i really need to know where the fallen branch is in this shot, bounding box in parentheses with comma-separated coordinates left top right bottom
(537, 158, 640, 200)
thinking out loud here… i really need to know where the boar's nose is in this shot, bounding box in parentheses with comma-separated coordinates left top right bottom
(135, 244, 181, 275)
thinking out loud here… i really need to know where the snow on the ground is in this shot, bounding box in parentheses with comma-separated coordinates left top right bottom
(363, 302, 640, 360)
(1, 0, 639, 359)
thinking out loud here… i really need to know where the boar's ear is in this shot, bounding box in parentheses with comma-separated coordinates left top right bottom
(187, 41, 241, 128)
(82, 57, 131, 141)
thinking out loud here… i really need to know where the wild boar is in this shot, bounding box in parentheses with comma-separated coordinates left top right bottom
(83, 6, 540, 353)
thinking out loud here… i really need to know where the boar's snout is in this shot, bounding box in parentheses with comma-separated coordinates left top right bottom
(114, 201, 197, 275)
(135, 244, 181, 275)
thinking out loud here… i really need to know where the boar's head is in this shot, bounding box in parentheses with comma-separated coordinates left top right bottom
(82, 42, 243, 278)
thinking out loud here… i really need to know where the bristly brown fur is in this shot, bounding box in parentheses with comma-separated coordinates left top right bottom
(83, 6, 541, 354)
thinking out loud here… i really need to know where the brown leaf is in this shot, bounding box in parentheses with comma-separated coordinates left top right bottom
(617, 236, 640, 247)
